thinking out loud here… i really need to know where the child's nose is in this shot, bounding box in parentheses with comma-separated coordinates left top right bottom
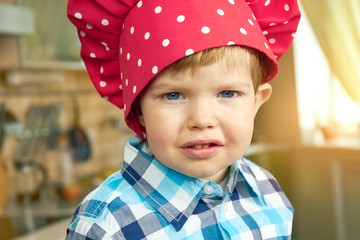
(187, 100, 217, 130)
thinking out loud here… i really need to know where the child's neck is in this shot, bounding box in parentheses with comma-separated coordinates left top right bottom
(203, 167, 230, 184)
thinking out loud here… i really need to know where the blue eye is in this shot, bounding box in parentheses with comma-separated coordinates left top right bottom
(165, 92, 182, 100)
(219, 90, 237, 98)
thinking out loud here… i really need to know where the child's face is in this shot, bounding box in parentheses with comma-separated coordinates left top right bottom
(139, 56, 271, 183)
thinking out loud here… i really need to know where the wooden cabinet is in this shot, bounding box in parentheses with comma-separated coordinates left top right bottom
(0, 0, 31, 69)
(0, 36, 20, 69)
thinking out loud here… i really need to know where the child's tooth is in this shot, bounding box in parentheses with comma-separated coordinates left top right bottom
(193, 144, 209, 149)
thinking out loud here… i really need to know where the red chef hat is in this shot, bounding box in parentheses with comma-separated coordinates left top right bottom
(67, 0, 301, 138)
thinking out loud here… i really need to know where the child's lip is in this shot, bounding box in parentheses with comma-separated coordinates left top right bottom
(180, 139, 223, 159)
(180, 139, 223, 149)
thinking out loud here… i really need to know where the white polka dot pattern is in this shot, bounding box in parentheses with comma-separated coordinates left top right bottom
(162, 39, 170, 47)
(284, 4, 290, 11)
(177, 15, 185, 22)
(101, 19, 109, 26)
(185, 49, 194, 56)
(152, 66, 158, 74)
(100, 81, 106, 87)
(67, 0, 301, 138)
(75, 12, 82, 19)
(201, 26, 210, 34)
(217, 9, 224, 16)
(154, 6, 162, 14)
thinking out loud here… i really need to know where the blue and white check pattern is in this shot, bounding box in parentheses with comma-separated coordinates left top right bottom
(66, 136, 294, 239)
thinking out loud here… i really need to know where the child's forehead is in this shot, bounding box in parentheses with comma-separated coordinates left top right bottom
(151, 56, 254, 87)
(159, 46, 254, 77)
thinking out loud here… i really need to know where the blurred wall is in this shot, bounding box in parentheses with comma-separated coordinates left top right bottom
(254, 46, 301, 144)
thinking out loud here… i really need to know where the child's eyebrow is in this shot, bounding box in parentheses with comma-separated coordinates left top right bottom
(149, 78, 185, 89)
(150, 81, 178, 90)
(217, 82, 253, 90)
(147, 81, 186, 95)
(150, 74, 254, 91)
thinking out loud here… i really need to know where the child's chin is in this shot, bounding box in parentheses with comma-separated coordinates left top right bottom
(185, 168, 228, 183)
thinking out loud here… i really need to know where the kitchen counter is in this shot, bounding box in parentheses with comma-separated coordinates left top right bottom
(4, 195, 78, 219)
(1, 190, 80, 238)
(12, 218, 69, 240)
(246, 137, 360, 156)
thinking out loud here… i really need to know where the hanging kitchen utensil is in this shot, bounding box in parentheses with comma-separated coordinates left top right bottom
(44, 103, 62, 150)
(67, 97, 91, 162)
(0, 104, 19, 153)
(13, 159, 48, 203)
(13, 105, 37, 163)
(13, 104, 49, 203)
(0, 155, 9, 211)
(0, 103, 5, 153)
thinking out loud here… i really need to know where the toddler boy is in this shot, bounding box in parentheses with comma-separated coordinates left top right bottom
(67, 0, 300, 239)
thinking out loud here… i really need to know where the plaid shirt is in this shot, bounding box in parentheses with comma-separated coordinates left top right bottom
(66, 136, 294, 239)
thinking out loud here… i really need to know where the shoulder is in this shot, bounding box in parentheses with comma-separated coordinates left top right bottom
(236, 158, 294, 236)
(239, 157, 280, 186)
(67, 171, 147, 239)
(74, 170, 148, 219)
(237, 158, 293, 209)
(242, 158, 276, 178)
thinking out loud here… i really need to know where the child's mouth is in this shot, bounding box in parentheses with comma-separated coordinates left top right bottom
(191, 144, 210, 149)
(181, 141, 222, 159)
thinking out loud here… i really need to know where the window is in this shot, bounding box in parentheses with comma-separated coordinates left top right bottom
(293, 7, 360, 145)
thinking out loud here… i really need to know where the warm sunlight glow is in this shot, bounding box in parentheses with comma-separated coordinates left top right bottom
(293, 6, 360, 144)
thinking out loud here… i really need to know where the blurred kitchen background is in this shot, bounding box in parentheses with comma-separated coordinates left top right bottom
(0, 0, 359, 239)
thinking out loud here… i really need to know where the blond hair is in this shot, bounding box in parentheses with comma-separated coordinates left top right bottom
(158, 46, 265, 91)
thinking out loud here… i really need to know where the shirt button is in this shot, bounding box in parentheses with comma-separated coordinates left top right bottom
(203, 185, 214, 195)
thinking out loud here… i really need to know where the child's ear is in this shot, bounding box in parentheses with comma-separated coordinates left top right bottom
(254, 83, 272, 113)
(138, 113, 145, 127)
(133, 98, 146, 127)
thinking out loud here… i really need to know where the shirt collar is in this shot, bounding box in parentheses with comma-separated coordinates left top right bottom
(121, 136, 264, 231)
(229, 158, 264, 198)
